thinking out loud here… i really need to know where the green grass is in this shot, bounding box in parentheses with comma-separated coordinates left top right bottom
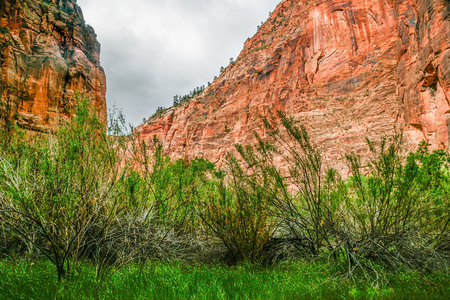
(0, 101, 449, 299)
(0, 259, 449, 299)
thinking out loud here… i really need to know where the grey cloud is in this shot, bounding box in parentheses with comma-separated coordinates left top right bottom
(77, 0, 280, 127)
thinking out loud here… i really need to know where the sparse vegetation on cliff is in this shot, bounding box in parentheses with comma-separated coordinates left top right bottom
(172, 85, 205, 107)
(0, 25, 9, 34)
(163, 54, 239, 115)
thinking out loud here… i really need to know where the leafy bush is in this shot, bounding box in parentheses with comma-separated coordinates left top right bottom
(0, 98, 127, 279)
(0, 97, 189, 280)
(340, 135, 450, 273)
(260, 113, 345, 257)
(205, 112, 450, 275)
(0, 103, 449, 282)
(198, 150, 277, 264)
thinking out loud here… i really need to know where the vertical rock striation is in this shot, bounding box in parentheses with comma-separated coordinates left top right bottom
(0, 0, 106, 132)
(137, 0, 449, 170)
(397, 0, 450, 149)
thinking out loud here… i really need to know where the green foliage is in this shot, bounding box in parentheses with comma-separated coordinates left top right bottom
(129, 137, 213, 234)
(41, 29, 56, 37)
(342, 135, 450, 271)
(0, 25, 9, 34)
(0, 102, 449, 287)
(0, 97, 172, 281)
(345, 133, 420, 237)
(172, 85, 205, 107)
(41, 1, 56, 9)
(198, 150, 277, 264)
(208, 112, 450, 273)
(0, 97, 124, 280)
(244, 112, 346, 258)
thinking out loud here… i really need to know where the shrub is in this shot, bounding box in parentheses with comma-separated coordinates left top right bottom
(198, 151, 276, 264)
(1, 103, 448, 280)
(0, 97, 128, 279)
(256, 112, 344, 257)
(220, 112, 450, 275)
(342, 135, 450, 274)
(0, 97, 171, 281)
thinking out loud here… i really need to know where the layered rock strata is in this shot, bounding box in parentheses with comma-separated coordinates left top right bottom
(137, 0, 450, 170)
(0, 0, 106, 132)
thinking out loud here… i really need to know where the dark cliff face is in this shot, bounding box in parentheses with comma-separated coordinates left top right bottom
(0, 0, 106, 132)
(136, 0, 450, 171)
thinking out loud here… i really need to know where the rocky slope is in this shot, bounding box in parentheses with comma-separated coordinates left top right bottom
(0, 0, 106, 132)
(136, 0, 450, 171)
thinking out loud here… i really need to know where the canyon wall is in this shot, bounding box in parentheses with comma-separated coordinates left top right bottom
(137, 0, 450, 171)
(0, 0, 106, 132)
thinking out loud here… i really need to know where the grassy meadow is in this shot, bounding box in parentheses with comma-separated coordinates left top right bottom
(0, 98, 449, 299)
(1, 259, 449, 299)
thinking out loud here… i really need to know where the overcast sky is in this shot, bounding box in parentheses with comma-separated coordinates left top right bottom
(76, 0, 281, 127)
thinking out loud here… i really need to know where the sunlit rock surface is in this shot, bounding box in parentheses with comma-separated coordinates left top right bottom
(137, 0, 449, 170)
(0, 0, 106, 132)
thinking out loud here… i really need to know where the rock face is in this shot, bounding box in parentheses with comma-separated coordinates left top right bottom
(136, 0, 450, 170)
(0, 0, 106, 132)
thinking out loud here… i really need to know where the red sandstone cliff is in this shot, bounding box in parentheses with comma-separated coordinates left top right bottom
(0, 0, 106, 132)
(136, 0, 450, 171)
